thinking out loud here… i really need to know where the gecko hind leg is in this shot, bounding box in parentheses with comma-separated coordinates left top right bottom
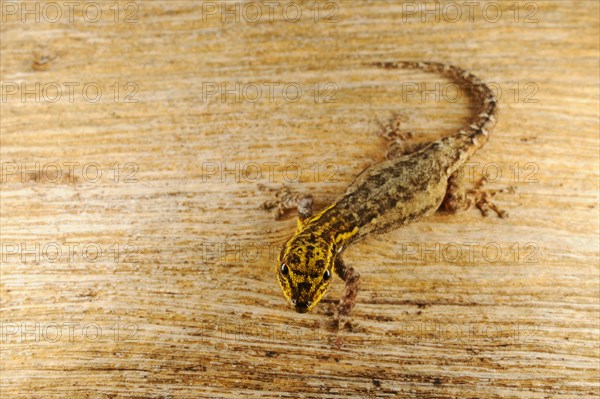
(258, 184, 314, 221)
(443, 168, 513, 218)
(333, 257, 361, 331)
(376, 112, 429, 159)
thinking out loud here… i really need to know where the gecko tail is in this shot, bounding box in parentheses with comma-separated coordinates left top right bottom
(370, 61, 498, 152)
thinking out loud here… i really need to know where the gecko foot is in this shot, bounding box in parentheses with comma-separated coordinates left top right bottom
(375, 112, 428, 159)
(333, 295, 359, 349)
(376, 111, 411, 142)
(258, 184, 313, 220)
(332, 314, 352, 349)
(334, 273, 361, 332)
(466, 177, 515, 218)
(332, 258, 361, 338)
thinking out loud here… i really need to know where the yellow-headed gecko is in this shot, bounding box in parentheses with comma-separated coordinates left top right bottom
(261, 61, 506, 327)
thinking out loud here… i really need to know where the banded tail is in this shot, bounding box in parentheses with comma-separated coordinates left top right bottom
(370, 61, 498, 157)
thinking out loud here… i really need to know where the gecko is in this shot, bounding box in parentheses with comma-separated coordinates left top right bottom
(261, 61, 507, 327)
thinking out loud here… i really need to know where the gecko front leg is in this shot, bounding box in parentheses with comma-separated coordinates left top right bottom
(259, 184, 314, 220)
(333, 257, 361, 331)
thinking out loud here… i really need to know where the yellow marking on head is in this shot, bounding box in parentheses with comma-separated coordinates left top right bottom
(277, 207, 359, 312)
(295, 218, 304, 232)
(334, 226, 359, 244)
(305, 203, 336, 224)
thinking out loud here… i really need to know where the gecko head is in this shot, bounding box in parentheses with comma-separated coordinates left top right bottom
(276, 233, 335, 313)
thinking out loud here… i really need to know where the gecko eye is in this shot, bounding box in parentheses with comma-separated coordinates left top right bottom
(280, 263, 289, 275)
(323, 269, 331, 281)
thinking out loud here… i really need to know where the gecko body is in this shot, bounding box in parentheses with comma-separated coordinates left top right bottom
(263, 61, 501, 317)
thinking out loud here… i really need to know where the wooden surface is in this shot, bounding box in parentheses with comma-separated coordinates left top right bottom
(1, 1, 599, 398)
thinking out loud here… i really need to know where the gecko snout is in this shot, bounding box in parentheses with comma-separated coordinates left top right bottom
(291, 282, 314, 312)
(293, 301, 312, 313)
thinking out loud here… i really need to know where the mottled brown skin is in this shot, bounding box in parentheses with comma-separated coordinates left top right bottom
(262, 61, 501, 324)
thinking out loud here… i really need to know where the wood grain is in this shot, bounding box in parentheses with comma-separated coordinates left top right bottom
(1, 1, 598, 398)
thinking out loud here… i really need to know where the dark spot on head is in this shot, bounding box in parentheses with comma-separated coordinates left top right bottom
(306, 245, 314, 251)
(315, 259, 325, 269)
(297, 282, 311, 293)
(288, 254, 300, 265)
